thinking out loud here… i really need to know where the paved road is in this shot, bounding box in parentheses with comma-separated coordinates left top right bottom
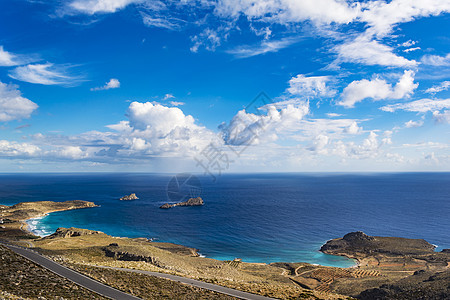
(2, 243, 141, 300)
(104, 266, 277, 300)
(2, 242, 276, 300)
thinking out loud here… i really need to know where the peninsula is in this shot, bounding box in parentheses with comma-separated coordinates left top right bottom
(1, 201, 449, 300)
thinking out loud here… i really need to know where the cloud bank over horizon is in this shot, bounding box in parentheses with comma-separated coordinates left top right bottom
(0, 0, 449, 172)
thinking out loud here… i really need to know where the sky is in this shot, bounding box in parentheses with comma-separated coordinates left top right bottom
(0, 0, 449, 173)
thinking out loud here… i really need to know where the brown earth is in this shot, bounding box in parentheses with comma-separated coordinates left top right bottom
(2, 201, 449, 300)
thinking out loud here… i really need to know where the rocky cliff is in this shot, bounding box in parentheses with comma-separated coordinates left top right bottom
(44, 227, 103, 239)
(320, 231, 437, 258)
(119, 193, 139, 201)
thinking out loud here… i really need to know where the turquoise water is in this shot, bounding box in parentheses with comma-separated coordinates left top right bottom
(3, 173, 450, 267)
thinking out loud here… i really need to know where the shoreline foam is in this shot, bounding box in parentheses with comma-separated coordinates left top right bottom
(25, 216, 53, 237)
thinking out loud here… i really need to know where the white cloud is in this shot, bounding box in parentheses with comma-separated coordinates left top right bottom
(226, 37, 300, 58)
(0, 81, 38, 122)
(381, 98, 450, 113)
(421, 53, 450, 66)
(163, 93, 174, 100)
(190, 27, 227, 53)
(215, 0, 361, 25)
(53, 146, 89, 159)
(141, 12, 184, 30)
(308, 134, 329, 154)
(106, 101, 219, 156)
(170, 101, 185, 106)
(0, 140, 41, 157)
(403, 47, 420, 53)
(91, 78, 120, 91)
(221, 103, 309, 146)
(67, 0, 141, 15)
(332, 131, 383, 159)
(293, 118, 363, 141)
(425, 81, 450, 94)
(0, 46, 23, 67)
(404, 119, 424, 128)
(400, 40, 416, 48)
(432, 110, 450, 124)
(326, 113, 342, 118)
(339, 70, 418, 108)
(287, 74, 336, 99)
(333, 36, 417, 68)
(360, 0, 450, 38)
(9, 63, 81, 86)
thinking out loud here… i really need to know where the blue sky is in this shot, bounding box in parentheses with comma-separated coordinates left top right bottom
(0, 0, 449, 173)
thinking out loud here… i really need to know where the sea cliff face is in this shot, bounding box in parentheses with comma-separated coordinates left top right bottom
(160, 197, 204, 209)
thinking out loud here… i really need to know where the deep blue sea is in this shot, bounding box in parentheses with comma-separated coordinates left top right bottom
(1, 173, 449, 268)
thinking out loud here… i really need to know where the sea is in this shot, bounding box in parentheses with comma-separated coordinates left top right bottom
(1, 173, 449, 268)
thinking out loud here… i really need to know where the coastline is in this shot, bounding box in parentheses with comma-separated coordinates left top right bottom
(3, 200, 449, 300)
(25, 209, 358, 267)
(24, 215, 52, 237)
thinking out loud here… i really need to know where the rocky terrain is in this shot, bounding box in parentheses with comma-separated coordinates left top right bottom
(319, 232, 450, 299)
(0, 244, 106, 299)
(69, 264, 239, 300)
(321, 231, 437, 258)
(0, 200, 98, 243)
(358, 269, 450, 300)
(2, 200, 449, 300)
(120, 193, 139, 200)
(160, 197, 204, 209)
(45, 227, 104, 239)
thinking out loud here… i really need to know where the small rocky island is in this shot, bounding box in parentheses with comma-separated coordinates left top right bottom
(160, 197, 204, 209)
(119, 193, 139, 201)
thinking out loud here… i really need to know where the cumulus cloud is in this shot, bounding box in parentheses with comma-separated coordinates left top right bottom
(432, 110, 450, 124)
(308, 134, 329, 154)
(220, 103, 309, 146)
(91, 78, 120, 91)
(0, 140, 41, 157)
(339, 70, 418, 108)
(332, 131, 383, 159)
(106, 101, 219, 156)
(0, 81, 38, 122)
(9, 63, 82, 86)
(381, 98, 450, 113)
(421, 53, 450, 66)
(425, 81, 450, 94)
